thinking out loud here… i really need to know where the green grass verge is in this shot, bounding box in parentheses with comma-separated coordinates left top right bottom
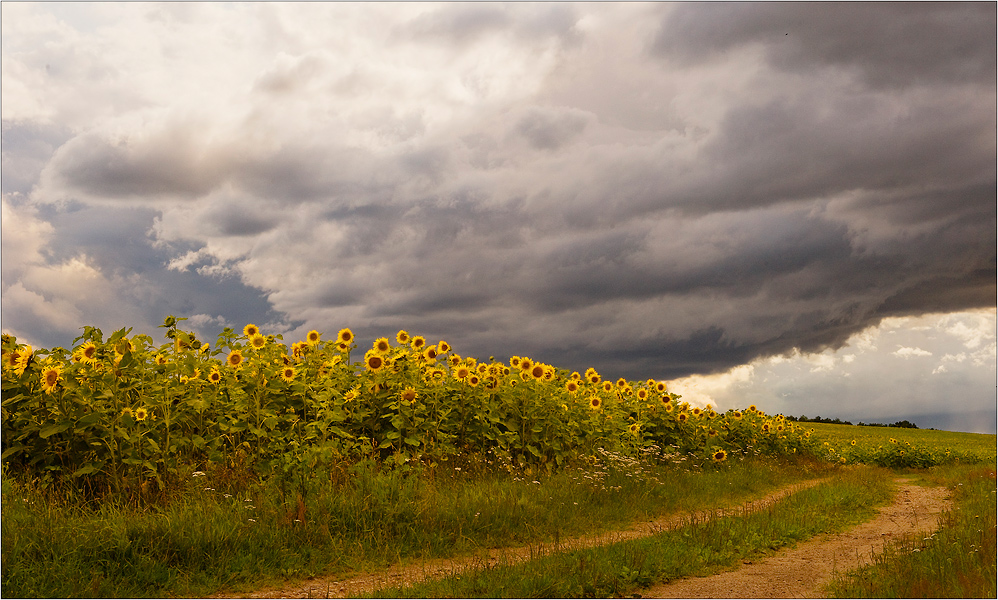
(826, 464, 997, 598)
(0, 453, 829, 598)
(370, 465, 895, 598)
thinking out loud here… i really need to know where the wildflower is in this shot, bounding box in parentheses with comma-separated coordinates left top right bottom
(250, 334, 267, 349)
(243, 324, 260, 338)
(41, 365, 61, 394)
(373, 337, 391, 354)
(396, 330, 410, 345)
(226, 350, 244, 369)
(306, 330, 321, 345)
(280, 366, 295, 383)
(135, 407, 148, 421)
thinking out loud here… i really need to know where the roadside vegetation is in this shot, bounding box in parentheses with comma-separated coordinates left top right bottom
(1, 317, 994, 598)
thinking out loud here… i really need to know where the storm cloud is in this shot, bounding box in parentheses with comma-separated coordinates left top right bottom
(2, 3, 994, 426)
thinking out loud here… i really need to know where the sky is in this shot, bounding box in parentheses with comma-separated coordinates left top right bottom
(2, 3, 996, 433)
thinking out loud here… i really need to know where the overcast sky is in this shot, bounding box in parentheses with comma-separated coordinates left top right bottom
(2, 3, 995, 433)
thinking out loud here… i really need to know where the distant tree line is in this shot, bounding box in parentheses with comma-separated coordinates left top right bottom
(784, 415, 920, 429)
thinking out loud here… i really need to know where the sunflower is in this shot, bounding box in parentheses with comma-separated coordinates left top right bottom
(565, 380, 579, 393)
(677, 412, 689, 423)
(616, 378, 627, 388)
(373, 337, 391, 354)
(121, 407, 133, 419)
(636, 388, 648, 400)
(449, 354, 462, 366)
(467, 374, 480, 387)
(208, 367, 221, 384)
(437, 340, 451, 354)
(602, 381, 614, 393)
(712, 449, 727, 462)
(628, 422, 640, 435)
(543, 366, 555, 381)
(13, 345, 32, 376)
(396, 330, 410, 345)
(530, 364, 546, 381)
(411, 336, 426, 350)
(135, 407, 148, 421)
(306, 330, 321, 345)
(570, 371, 581, 381)
(655, 381, 667, 393)
(519, 357, 533, 372)
(748, 405, 757, 413)
(79, 342, 99, 366)
(422, 346, 437, 361)
(244, 324, 260, 338)
(400, 387, 418, 403)
(250, 334, 267, 349)
(280, 366, 296, 383)
(155, 354, 168, 366)
(365, 351, 385, 372)
(588, 396, 602, 410)
(336, 328, 354, 345)
(41, 365, 61, 394)
(510, 356, 522, 369)
(477, 363, 488, 374)
(732, 410, 743, 420)
(226, 350, 244, 369)
(692, 407, 702, 417)
(455, 365, 471, 380)
(585, 367, 600, 384)
(664, 401, 674, 413)
(344, 388, 359, 402)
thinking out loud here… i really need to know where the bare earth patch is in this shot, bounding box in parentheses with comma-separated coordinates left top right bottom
(212, 477, 950, 599)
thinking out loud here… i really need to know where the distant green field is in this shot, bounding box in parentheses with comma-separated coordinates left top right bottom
(804, 422, 996, 466)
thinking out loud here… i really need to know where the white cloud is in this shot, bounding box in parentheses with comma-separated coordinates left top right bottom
(893, 346, 933, 359)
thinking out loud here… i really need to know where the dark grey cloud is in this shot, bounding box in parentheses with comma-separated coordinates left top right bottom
(3, 2, 994, 401)
(652, 3, 997, 88)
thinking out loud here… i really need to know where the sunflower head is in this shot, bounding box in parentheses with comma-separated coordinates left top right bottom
(365, 351, 385, 372)
(208, 367, 221, 383)
(306, 330, 321, 345)
(455, 365, 471, 380)
(135, 407, 148, 421)
(243, 324, 260, 338)
(396, 330, 410, 345)
(712, 449, 727, 462)
(437, 340, 451, 354)
(565, 380, 579, 393)
(411, 336, 426, 350)
(250, 334, 267, 349)
(467, 374, 480, 387)
(530, 364, 545, 381)
(588, 396, 602, 411)
(337, 328, 354, 345)
(602, 381, 614, 393)
(519, 357, 533, 372)
(280, 366, 296, 383)
(373, 337, 391, 354)
(42, 366, 61, 394)
(226, 350, 244, 369)
(628, 423, 640, 435)
(510, 356, 522, 369)
(422, 345, 437, 361)
(400, 386, 418, 403)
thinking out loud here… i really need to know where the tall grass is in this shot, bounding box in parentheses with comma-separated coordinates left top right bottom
(0, 453, 829, 598)
(370, 465, 894, 598)
(826, 465, 997, 598)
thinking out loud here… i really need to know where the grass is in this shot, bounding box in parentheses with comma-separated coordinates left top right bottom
(826, 464, 997, 598)
(369, 465, 896, 598)
(0, 452, 830, 598)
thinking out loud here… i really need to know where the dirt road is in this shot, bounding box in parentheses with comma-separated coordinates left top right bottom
(214, 477, 951, 599)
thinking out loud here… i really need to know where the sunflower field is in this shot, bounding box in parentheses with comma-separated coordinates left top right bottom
(1, 316, 818, 494)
